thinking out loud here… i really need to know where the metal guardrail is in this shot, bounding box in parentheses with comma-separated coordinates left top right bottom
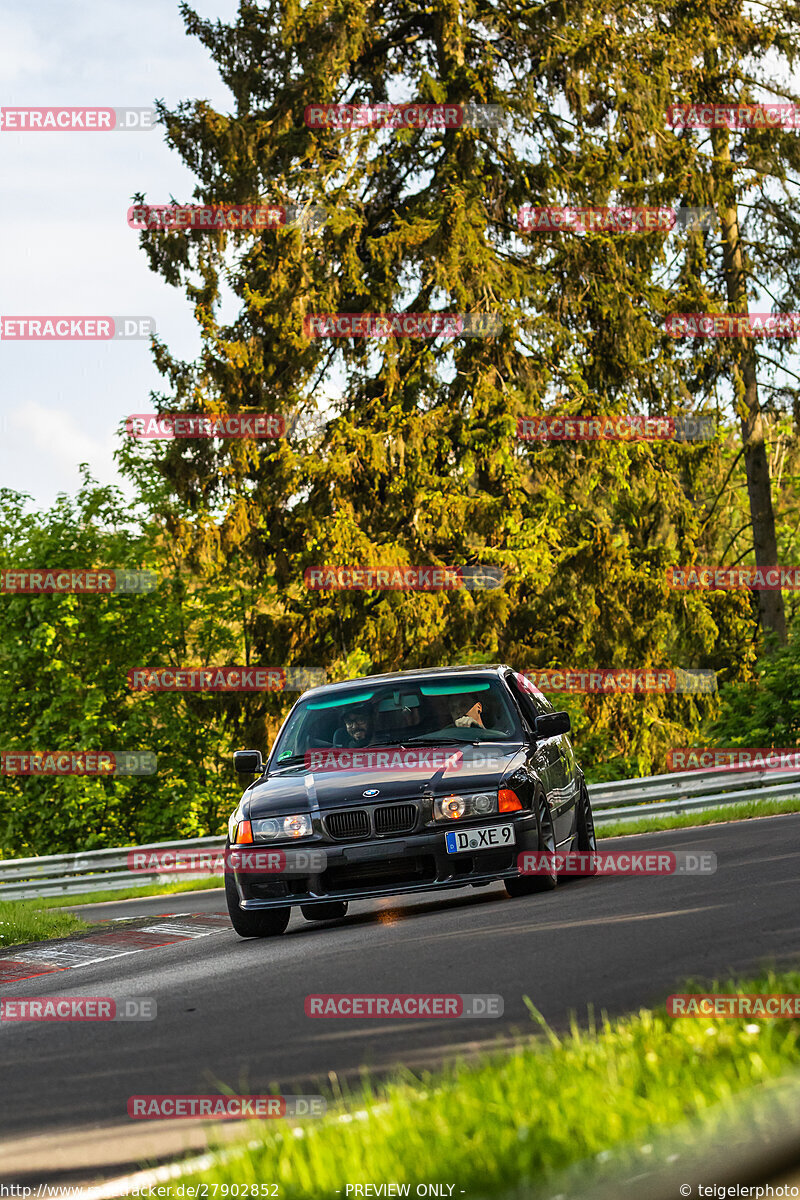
(0, 766, 798, 901)
(589, 765, 800, 823)
(0, 836, 225, 902)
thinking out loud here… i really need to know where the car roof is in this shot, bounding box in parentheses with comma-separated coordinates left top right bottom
(299, 664, 511, 700)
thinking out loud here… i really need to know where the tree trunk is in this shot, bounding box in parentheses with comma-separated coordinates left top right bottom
(712, 130, 787, 643)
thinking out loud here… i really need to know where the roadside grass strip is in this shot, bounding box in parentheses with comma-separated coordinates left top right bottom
(152, 970, 800, 1199)
(597, 796, 800, 838)
(0, 899, 88, 948)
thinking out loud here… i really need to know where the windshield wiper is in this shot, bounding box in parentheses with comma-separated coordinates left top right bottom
(396, 736, 482, 747)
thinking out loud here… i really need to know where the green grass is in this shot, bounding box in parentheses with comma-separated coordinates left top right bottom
(0, 899, 89, 948)
(596, 795, 800, 838)
(0, 879, 223, 943)
(163, 970, 800, 1199)
(32, 877, 224, 910)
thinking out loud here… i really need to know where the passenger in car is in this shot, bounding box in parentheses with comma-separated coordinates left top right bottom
(450, 694, 486, 728)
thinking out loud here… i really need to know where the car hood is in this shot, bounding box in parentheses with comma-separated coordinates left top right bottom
(245, 744, 526, 815)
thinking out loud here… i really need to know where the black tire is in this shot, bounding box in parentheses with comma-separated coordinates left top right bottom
(505, 790, 558, 897)
(300, 901, 349, 922)
(225, 871, 290, 938)
(566, 779, 598, 878)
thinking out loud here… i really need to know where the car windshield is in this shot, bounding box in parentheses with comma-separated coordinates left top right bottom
(270, 675, 523, 766)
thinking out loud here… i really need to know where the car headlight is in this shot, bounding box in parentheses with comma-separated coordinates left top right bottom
(432, 791, 498, 821)
(252, 814, 313, 841)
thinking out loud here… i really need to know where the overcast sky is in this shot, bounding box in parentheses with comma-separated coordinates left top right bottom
(0, 0, 240, 510)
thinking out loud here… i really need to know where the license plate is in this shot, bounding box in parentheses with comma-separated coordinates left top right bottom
(445, 823, 516, 854)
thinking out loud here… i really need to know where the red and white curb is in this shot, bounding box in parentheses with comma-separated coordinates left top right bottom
(0, 913, 230, 984)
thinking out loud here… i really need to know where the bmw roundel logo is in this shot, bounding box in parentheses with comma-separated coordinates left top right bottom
(362, 788, 380, 797)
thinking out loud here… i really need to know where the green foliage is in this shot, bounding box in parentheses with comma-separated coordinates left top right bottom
(0, 479, 245, 856)
(708, 630, 800, 747)
(6, 1, 800, 851)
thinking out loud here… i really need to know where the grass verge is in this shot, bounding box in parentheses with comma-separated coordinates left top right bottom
(596, 795, 800, 838)
(0, 900, 89, 948)
(0, 879, 223, 945)
(166, 970, 800, 1199)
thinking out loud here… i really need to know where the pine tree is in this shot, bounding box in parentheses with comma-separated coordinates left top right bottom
(123, 0, 778, 771)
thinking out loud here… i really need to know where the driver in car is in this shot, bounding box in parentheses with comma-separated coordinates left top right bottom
(334, 704, 375, 747)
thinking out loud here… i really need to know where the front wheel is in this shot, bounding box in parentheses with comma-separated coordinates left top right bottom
(505, 790, 558, 898)
(225, 872, 290, 938)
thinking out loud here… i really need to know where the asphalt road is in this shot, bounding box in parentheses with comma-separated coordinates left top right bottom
(1, 816, 799, 1184)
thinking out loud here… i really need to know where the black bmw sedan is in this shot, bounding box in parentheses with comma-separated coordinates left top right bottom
(225, 665, 596, 937)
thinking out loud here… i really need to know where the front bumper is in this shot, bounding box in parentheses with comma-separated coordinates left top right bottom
(232, 813, 540, 910)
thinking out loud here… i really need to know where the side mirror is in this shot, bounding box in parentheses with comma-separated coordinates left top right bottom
(234, 749, 264, 775)
(535, 711, 571, 739)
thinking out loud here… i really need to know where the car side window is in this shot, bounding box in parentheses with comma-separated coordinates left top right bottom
(506, 672, 553, 727)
